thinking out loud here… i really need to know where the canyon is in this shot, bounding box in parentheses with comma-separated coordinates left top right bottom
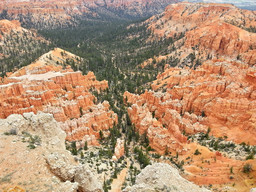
(1, 1, 256, 192)
(142, 2, 256, 68)
(121, 6, 256, 191)
(0, 48, 117, 146)
(0, 0, 179, 28)
(124, 58, 256, 191)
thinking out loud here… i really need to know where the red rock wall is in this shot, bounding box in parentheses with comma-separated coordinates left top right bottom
(146, 2, 256, 66)
(124, 59, 256, 191)
(0, 50, 117, 144)
(125, 59, 256, 154)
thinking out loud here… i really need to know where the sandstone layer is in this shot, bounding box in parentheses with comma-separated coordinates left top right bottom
(0, 48, 118, 145)
(144, 2, 256, 67)
(124, 58, 256, 191)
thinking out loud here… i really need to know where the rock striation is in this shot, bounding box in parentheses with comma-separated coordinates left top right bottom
(0, 48, 118, 145)
(124, 59, 256, 191)
(125, 58, 256, 150)
(145, 2, 256, 67)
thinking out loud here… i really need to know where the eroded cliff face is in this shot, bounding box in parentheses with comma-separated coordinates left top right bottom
(144, 2, 256, 67)
(0, 112, 103, 192)
(148, 2, 256, 36)
(0, 0, 179, 28)
(124, 59, 256, 191)
(126, 58, 256, 148)
(0, 48, 117, 145)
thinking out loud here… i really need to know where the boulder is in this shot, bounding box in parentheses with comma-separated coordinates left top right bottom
(123, 163, 210, 192)
(74, 165, 103, 192)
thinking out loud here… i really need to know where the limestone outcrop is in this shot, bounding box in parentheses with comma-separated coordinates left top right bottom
(46, 151, 78, 181)
(74, 165, 103, 192)
(0, 112, 103, 192)
(0, 112, 66, 151)
(46, 152, 103, 192)
(59, 181, 79, 192)
(123, 163, 210, 192)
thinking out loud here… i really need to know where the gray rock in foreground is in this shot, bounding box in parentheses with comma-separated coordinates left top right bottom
(0, 112, 103, 192)
(123, 163, 211, 192)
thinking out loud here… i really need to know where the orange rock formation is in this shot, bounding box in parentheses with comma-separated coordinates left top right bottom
(145, 2, 256, 67)
(126, 58, 256, 149)
(3, 186, 25, 192)
(0, 20, 21, 36)
(113, 138, 125, 160)
(0, 48, 117, 145)
(124, 58, 256, 191)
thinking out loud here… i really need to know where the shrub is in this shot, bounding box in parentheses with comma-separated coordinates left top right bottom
(84, 141, 88, 150)
(243, 163, 252, 173)
(246, 153, 254, 160)
(230, 166, 233, 174)
(194, 149, 201, 155)
(4, 128, 17, 135)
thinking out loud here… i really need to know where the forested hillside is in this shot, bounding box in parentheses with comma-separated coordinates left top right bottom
(0, 20, 52, 76)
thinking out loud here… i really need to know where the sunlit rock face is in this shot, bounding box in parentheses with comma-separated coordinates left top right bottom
(144, 2, 256, 68)
(0, 48, 118, 145)
(125, 58, 256, 152)
(124, 58, 256, 191)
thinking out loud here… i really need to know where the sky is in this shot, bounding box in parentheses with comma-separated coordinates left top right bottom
(185, 0, 256, 10)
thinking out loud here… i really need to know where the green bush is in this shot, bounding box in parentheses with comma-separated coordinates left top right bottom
(194, 149, 201, 155)
(246, 153, 254, 160)
(243, 163, 252, 173)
